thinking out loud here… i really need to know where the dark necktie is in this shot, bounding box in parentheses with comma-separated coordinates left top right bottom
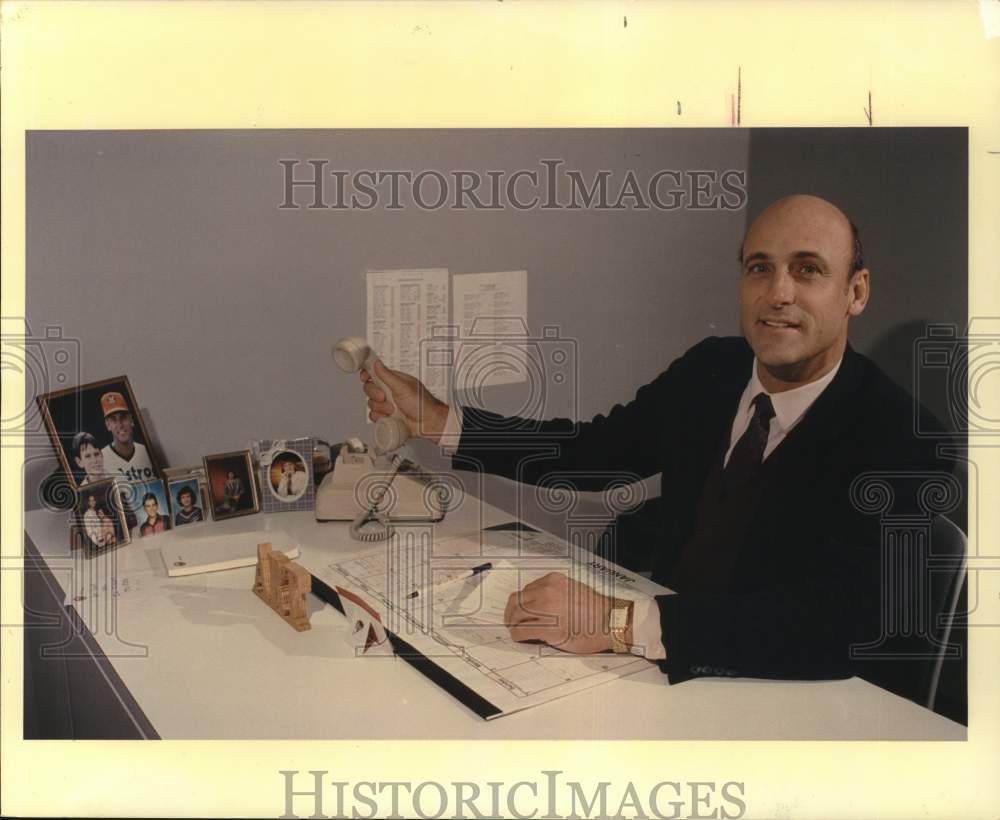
(724, 393, 775, 491)
(669, 392, 777, 593)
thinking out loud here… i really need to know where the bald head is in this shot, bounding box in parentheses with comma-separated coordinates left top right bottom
(738, 194, 871, 392)
(740, 195, 863, 280)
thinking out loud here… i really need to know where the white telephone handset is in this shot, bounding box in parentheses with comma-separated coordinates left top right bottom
(333, 337, 412, 541)
(332, 337, 410, 455)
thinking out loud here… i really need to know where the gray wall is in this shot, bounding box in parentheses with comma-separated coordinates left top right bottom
(745, 128, 968, 429)
(26, 129, 749, 477)
(25, 128, 966, 496)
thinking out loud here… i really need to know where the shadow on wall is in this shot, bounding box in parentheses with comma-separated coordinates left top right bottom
(867, 318, 964, 436)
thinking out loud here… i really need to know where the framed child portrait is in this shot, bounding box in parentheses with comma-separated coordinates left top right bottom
(251, 437, 316, 513)
(127, 478, 172, 538)
(167, 475, 207, 527)
(38, 375, 162, 487)
(70, 478, 131, 554)
(203, 450, 259, 521)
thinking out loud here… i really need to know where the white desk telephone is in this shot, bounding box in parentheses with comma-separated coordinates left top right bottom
(316, 338, 447, 540)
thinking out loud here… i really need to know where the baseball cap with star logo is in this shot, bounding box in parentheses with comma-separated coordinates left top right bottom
(100, 391, 132, 418)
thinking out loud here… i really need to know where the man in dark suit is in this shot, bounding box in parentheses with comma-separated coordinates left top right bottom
(359, 194, 949, 685)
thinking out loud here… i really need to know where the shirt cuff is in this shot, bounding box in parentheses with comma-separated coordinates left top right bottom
(438, 405, 463, 453)
(629, 596, 667, 660)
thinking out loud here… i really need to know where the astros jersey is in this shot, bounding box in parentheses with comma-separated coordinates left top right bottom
(101, 441, 155, 482)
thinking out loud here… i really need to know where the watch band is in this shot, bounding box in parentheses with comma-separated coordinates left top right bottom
(608, 598, 634, 654)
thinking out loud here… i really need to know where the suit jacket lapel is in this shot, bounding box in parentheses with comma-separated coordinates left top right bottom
(677, 341, 754, 482)
(731, 345, 866, 582)
(763, 343, 865, 470)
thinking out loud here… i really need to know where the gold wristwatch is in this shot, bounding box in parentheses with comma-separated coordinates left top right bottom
(608, 598, 634, 654)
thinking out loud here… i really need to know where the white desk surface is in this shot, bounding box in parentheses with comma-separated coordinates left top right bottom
(24, 500, 966, 741)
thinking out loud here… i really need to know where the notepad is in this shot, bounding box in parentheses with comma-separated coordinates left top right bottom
(163, 531, 299, 577)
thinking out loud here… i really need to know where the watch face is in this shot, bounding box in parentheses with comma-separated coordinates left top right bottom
(610, 605, 630, 630)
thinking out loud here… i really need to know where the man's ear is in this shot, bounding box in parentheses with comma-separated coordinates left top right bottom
(847, 268, 870, 317)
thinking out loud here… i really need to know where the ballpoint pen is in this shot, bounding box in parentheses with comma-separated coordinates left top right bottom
(407, 562, 493, 599)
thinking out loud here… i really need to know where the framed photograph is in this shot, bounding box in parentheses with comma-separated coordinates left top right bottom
(38, 375, 162, 488)
(167, 475, 207, 527)
(70, 478, 131, 554)
(203, 450, 259, 521)
(251, 437, 316, 513)
(127, 478, 172, 538)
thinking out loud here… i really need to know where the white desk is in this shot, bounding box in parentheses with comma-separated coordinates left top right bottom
(22, 499, 966, 740)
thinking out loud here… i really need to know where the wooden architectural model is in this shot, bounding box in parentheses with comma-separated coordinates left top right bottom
(252, 542, 312, 631)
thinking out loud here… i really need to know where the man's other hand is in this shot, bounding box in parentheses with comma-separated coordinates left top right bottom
(504, 572, 616, 654)
(360, 360, 450, 444)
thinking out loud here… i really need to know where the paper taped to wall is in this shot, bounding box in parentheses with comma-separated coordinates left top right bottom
(452, 270, 529, 389)
(366, 268, 450, 402)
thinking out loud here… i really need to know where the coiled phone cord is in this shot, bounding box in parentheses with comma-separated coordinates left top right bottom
(348, 452, 404, 542)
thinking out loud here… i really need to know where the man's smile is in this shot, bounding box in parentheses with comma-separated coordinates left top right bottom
(758, 318, 802, 330)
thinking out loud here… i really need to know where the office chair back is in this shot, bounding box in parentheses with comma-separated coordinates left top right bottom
(925, 513, 967, 713)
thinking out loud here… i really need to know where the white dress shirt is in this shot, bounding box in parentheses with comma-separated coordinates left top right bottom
(441, 356, 842, 661)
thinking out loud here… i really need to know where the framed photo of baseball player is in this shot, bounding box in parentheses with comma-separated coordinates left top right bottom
(251, 437, 316, 513)
(203, 450, 259, 521)
(70, 478, 131, 554)
(38, 375, 162, 488)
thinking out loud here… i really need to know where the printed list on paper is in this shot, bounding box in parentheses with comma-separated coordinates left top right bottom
(452, 270, 529, 389)
(366, 268, 450, 401)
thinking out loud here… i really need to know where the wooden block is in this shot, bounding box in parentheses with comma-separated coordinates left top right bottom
(252, 541, 312, 631)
